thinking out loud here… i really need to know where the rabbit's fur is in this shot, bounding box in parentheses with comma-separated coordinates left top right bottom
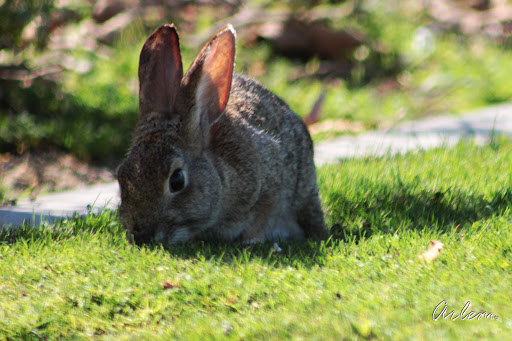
(117, 24, 326, 245)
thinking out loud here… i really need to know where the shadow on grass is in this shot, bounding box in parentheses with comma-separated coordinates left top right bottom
(2, 182, 510, 266)
(325, 182, 512, 243)
(156, 237, 331, 268)
(0, 210, 330, 268)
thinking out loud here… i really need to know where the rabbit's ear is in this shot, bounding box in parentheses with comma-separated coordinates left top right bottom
(138, 24, 183, 117)
(196, 25, 235, 124)
(182, 25, 235, 133)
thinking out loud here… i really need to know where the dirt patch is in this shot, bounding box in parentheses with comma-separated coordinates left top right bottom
(0, 151, 115, 204)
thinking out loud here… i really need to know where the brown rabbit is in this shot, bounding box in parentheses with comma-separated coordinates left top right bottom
(117, 24, 326, 245)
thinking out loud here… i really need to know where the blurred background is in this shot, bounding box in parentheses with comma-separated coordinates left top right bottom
(1, 0, 512, 201)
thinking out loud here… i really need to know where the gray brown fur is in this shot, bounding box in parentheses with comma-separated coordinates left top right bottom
(117, 24, 326, 245)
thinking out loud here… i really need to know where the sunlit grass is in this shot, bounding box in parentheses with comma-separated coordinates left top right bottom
(1, 140, 511, 339)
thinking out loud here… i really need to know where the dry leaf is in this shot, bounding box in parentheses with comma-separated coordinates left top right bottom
(162, 280, 179, 290)
(419, 240, 444, 263)
(303, 92, 326, 126)
(248, 300, 261, 309)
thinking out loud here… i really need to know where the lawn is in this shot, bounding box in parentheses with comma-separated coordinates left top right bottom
(1, 140, 511, 340)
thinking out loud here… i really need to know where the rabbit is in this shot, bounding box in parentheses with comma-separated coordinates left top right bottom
(117, 24, 326, 245)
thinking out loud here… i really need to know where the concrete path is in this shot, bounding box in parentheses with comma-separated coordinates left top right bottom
(0, 182, 119, 227)
(314, 102, 512, 164)
(2, 102, 512, 227)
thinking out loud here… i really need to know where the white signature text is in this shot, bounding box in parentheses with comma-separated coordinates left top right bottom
(432, 300, 499, 321)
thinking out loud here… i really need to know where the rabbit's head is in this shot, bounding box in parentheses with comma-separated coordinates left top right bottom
(117, 24, 236, 245)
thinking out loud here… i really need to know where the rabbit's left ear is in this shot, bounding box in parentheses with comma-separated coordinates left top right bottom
(183, 25, 236, 128)
(138, 24, 183, 117)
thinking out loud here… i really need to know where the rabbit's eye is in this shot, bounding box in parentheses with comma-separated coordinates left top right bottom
(169, 169, 185, 192)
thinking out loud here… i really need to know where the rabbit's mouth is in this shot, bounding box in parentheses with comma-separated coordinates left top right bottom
(126, 228, 155, 245)
(123, 217, 162, 245)
(125, 220, 195, 246)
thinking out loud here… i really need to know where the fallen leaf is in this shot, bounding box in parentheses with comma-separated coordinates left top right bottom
(248, 300, 261, 309)
(303, 92, 326, 126)
(162, 280, 179, 290)
(419, 240, 444, 263)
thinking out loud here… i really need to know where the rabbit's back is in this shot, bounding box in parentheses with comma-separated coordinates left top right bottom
(206, 73, 323, 240)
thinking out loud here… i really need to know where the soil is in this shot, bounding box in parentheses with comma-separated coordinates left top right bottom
(0, 151, 115, 205)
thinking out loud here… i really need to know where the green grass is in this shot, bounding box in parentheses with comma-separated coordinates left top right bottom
(1, 140, 511, 339)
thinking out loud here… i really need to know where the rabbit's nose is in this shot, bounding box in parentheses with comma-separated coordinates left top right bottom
(129, 227, 154, 245)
